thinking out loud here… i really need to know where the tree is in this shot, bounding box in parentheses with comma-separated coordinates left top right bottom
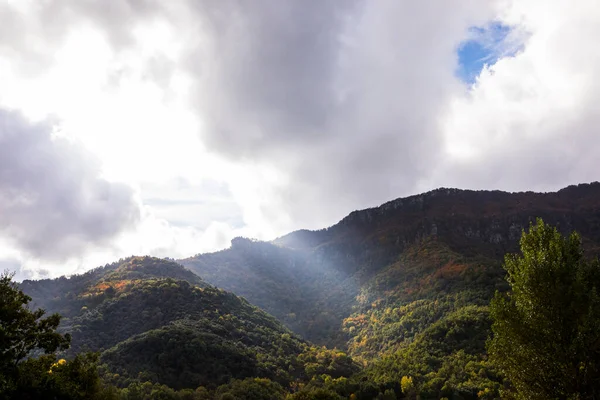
(487, 219, 600, 399)
(0, 273, 116, 399)
(215, 378, 285, 400)
(0, 272, 71, 393)
(15, 353, 111, 400)
(286, 387, 344, 400)
(401, 376, 416, 399)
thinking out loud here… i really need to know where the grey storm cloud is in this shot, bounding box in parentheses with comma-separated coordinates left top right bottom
(0, 110, 140, 260)
(5, 0, 597, 240)
(185, 0, 493, 225)
(44, 0, 491, 227)
(187, 1, 356, 156)
(0, 0, 165, 77)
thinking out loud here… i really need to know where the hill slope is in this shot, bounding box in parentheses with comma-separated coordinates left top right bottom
(20, 257, 361, 390)
(21, 256, 207, 320)
(181, 183, 600, 344)
(180, 238, 357, 345)
(19, 182, 600, 397)
(178, 182, 600, 396)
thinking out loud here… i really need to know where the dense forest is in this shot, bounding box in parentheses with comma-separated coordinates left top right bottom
(4, 183, 600, 399)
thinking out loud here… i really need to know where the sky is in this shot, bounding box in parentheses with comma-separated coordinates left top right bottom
(1, 0, 599, 279)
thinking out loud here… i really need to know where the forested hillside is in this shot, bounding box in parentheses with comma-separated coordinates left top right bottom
(21, 256, 207, 320)
(178, 182, 600, 396)
(15, 182, 600, 399)
(19, 257, 360, 394)
(181, 183, 600, 342)
(180, 238, 356, 346)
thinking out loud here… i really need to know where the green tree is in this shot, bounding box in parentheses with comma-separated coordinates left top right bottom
(0, 272, 116, 400)
(215, 378, 285, 400)
(0, 272, 71, 365)
(0, 272, 71, 394)
(487, 219, 600, 399)
(286, 387, 344, 400)
(15, 353, 112, 400)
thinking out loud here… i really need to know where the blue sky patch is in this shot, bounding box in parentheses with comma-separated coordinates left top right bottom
(457, 22, 522, 84)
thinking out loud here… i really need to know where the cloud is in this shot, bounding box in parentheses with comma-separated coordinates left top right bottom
(0, 257, 30, 281)
(3, 0, 494, 234)
(0, 109, 140, 260)
(438, 0, 600, 192)
(140, 178, 243, 230)
(185, 0, 495, 229)
(1, 0, 599, 280)
(0, 0, 164, 68)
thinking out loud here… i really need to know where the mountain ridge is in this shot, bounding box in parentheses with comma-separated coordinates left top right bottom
(19, 256, 363, 393)
(17, 181, 600, 398)
(274, 181, 600, 255)
(180, 181, 600, 346)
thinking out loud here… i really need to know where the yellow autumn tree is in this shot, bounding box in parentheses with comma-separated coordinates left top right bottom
(401, 375, 416, 399)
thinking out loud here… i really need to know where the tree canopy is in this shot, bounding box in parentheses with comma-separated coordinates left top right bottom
(488, 219, 600, 399)
(0, 272, 115, 399)
(0, 272, 71, 392)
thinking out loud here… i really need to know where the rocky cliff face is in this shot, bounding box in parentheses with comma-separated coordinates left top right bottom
(277, 182, 600, 267)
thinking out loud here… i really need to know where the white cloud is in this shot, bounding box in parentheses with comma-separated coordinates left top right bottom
(0, 109, 140, 260)
(0, 0, 599, 278)
(438, 0, 600, 191)
(184, 0, 496, 229)
(0, 2, 248, 277)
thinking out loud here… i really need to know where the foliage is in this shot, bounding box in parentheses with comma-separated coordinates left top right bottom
(100, 327, 359, 391)
(0, 273, 115, 400)
(0, 272, 71, 370)
(120, 381, 211, 400)
(361, 308, 502, 399)
(100, 318, 302, 389)
(488, 219, 600, 399)
(16, 183, 600, 399)
(12, 353, 119, 400)
(400, 376, 414, 394)
(0, 272, 69, 395)
(180, 239, 355, 347)
(298, 347, 359, 380)
(214, 378, 285, 400)
(61, 277, 313, 389)
(337, 239, 505, 397)
(19, 256, 207, 326)
(68, 279, 294, 354)
(286, 387, 344, 400)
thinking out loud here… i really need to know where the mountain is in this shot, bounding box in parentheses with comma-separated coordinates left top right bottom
(19, 182, 600, 398)
(180, 238, 356, 346)
(274, 182, 600, 264)
(178, 182, 600, 396)
(181, 183, 600, 342)
(21, 256, 207, 319)
(20, 256, 359, 392)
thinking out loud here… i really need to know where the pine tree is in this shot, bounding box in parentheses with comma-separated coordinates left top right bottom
(488, 219, 600, 399)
